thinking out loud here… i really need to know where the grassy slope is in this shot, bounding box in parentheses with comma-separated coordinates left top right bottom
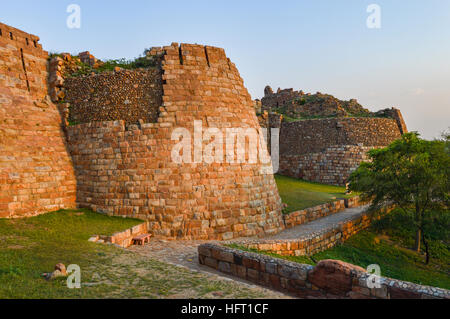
(0, 209, 141, 298)
(275, 175, 355, 213)
(0, 209, 281, 299)
(233, 210, 450, 289)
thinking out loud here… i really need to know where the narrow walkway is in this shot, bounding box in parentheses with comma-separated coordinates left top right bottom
(266, 205, 369, 241)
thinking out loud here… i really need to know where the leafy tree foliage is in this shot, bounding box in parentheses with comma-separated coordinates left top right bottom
(349, 132, 449, 263)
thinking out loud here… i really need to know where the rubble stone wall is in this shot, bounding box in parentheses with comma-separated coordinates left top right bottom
(64, 68, 163, 124)
(280, 118, 402, 156)
(66, 43, 284, 240)
(0, 22, 77, 218)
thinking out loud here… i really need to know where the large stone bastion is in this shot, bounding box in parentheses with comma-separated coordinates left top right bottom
(64, 43, 284, 240)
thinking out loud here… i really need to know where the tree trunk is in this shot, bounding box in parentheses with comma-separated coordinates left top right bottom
(421, 230, 430, 265)
(415, 229, 421, 252)
(414, 205, 422, 252)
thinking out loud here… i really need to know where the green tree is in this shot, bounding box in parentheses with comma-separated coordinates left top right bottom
(349, 132, 449, 263)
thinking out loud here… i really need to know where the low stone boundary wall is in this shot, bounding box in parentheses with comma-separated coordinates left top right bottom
(198, 244, 450, 299)
(90, 222, 148, 248)
(344, 196, 365, 208)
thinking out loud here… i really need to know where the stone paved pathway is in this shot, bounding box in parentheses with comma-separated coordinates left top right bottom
(128, 239, 292, 298)
(266, 205, 369, 241)
(127, 205, 369, 298)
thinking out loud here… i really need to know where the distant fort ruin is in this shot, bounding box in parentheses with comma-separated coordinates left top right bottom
(258, 86, 407, 186)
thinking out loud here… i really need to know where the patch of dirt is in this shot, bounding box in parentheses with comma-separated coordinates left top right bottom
(68, 212, 85, 216)
(6, 245, 26, 250)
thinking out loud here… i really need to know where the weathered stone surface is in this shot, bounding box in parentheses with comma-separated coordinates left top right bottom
(389, 286, 422, 299)
(64, 68, 163, 125)
(307, 259, 366, 296)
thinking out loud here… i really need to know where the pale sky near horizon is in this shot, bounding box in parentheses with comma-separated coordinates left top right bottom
(1, 0, 449, 139)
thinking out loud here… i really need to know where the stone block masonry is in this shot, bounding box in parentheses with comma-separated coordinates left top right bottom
(198, 244, 450, 299)
(0, 22, 77, 218)
(280, 145, 374, 186)
(66, 43, 285, 240)
(278, 117, 404, 185)
(283, 199, 346, 229)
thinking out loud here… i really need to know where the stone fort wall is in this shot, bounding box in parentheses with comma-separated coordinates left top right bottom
(0, 22, 284, 239)
(0, 22, 76, 218)
(278, 117, 404, 185)
(66, 43, 284, 240)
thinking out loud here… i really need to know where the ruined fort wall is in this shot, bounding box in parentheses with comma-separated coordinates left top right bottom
(278, 118, 403, 185)
(279, 145, 374, 186)
(261, 88, 301, 111)
(66, 43, 284, 240)
(280, 118, 402, 156)
(0, 22, 77, 218)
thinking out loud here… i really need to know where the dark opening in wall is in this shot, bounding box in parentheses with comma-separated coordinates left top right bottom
(178, 46, 183, 65)
(204, 47, 210, 67)
(9, 32, 13, 40)
(0, 29, 2, 37)
(33, 40, 37, 47)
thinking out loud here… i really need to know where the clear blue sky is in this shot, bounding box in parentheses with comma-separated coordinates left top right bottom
(2, 0, 449, 139)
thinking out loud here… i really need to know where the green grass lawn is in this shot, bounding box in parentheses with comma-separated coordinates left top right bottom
(233, 210, 450, 289)
(0, 209, 282, 299)
(275, 174, 355, 213)
(0, 209, 141, 298)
